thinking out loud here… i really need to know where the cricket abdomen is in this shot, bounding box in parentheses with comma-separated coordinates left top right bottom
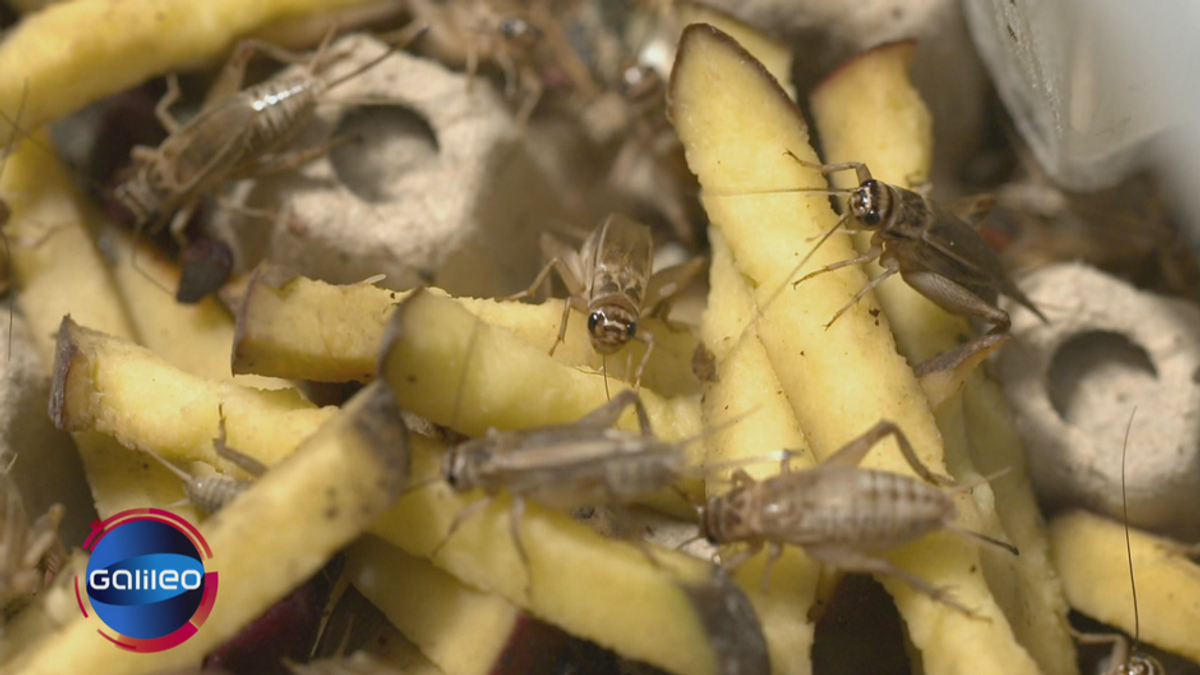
(764, 467, 954, 550)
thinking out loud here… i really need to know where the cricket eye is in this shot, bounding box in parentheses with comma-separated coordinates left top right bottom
(588, 311, 603, 335)
(855, 180, 886, 227)
(626, 320, 638, 339)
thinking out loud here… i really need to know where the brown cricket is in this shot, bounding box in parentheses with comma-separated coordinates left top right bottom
(139, 407, 265, 514)
(509, 212, 705, 389)
(406, 0, 595, 126)
(753, 152, 1049, 332)
(699, 419, 1017, 615)
(114, 25, 426, 251)
(0, 463, 66, 617)
(433, 390, 692, 568)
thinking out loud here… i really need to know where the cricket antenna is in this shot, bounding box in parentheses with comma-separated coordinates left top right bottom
(1118, 406, 1164, 675)
(1121, 407, 1142, 653)
(717, 210, 853, 368)
(450, 299, 483, 434)
(602, 353, 611, 402)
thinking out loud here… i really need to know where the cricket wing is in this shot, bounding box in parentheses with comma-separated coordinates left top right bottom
(646, 256, 707, 314)
(591, 213, 654, 305)
(908, 203, 1010, 300)
(540, 231, 588, 299)
(944, 193, 996, 228)
(912, 205, 1047, 320)
(158, 98, 262, 199)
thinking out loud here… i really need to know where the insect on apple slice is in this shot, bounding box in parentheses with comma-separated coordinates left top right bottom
(668, 24, 1040, 675)
(809, 42, 1077, 675)
(368, 439, 769, 675)
(233, 264, 699, 395)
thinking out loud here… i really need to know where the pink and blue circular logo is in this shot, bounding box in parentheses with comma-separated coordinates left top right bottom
(76, 509, 218, 652)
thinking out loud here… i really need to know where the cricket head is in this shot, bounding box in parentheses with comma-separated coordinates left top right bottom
(698, 488, 752, 545)
(497, 15, 541, 51)
(1123, 655, 1165, 675)
(848, 179, 890, 230)
(587, 307, 637, 354)
(442, 439, 487, 492)
(112, 165, 165, 228)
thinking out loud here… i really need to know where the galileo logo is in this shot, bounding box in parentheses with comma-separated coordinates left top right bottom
(76, 508, 219, 651)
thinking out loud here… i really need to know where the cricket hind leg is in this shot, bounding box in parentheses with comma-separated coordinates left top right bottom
(821, 419, 955, 487)
(574, 389, 652, 434)
(901, 269, 1011, 332)
(782, 150, 873, 185)
(433, 496, 494, 555)
(805, 543, 981, 618)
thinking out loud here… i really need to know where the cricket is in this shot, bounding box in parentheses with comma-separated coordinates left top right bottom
(508, 212, 704, 392)
(699, 420, 1018, 613)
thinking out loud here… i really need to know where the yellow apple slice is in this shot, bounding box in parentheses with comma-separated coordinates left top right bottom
(369, 438, 770, 675)
(8, 381, 410, 675)
(232, 265, 699, 396)
(0, 0, 384, 133)
(348, 536, 569, 675)
(1, 131, 198, 519)
(51, 317, 335, 477)
(700, 228, 820, 675)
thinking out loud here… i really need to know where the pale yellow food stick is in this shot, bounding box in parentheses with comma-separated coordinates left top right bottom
(51, 317, 336, 477)
(369, 439, 770, 675)
(701, 229, 820, 675)
(233, 268, 699, 395)
(8, 381, 410, 675)
(103, 226, 291, 390)
(348, 536, 529, 675)
(376, 289, 704, 513)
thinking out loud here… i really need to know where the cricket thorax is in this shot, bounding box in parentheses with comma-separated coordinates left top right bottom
(848, 178, 892, 229)
(870, 185, 930, 246)
(114, 165, 166, 227)
(443, 441, 489, 492)
(701, 487, 759, 544)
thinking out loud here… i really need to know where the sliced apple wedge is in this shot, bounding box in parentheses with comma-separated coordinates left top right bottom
(376, 288, 703, 513)
(233, 265, 699, 396)
(348, 536, 570, 675)
(51, 317, 335, 478)
(8, 382, 410, 675)
(1, 131, 200, 518)
(103, 228, 290, 390)
(700, 229, 821, 675)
